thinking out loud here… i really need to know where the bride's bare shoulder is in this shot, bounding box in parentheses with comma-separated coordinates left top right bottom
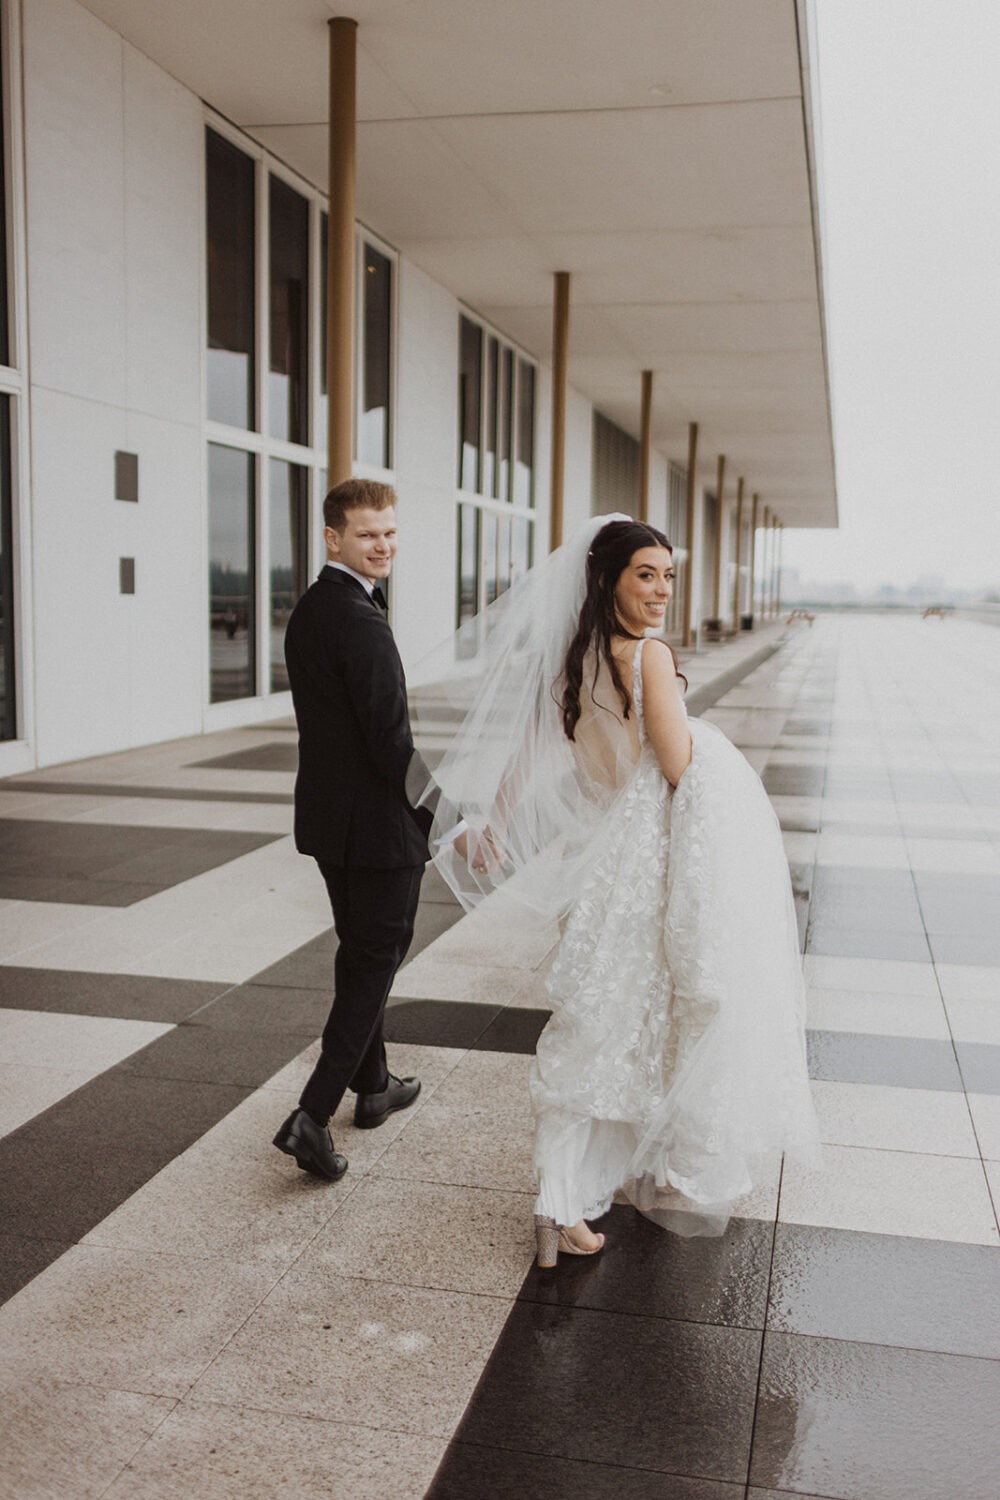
(640, 637, 678, 678)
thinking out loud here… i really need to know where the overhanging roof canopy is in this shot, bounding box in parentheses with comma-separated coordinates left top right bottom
(79, 0, 837, 526)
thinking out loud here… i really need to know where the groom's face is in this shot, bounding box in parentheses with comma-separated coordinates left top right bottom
(325, 506, 398, 581)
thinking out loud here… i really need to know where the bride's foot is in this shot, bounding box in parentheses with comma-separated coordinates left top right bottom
(534, 1215, 606, 1268)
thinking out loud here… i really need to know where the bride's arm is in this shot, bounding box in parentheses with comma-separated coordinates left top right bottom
(641, 639, 692, 786)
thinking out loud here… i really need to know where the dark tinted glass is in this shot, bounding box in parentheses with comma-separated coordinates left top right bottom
(316, 213, 328, 455)
(515, 359, 535, 506)
(208, 444, 256, 702)
(513, 516, 533, 583)
(206, 130, 255, 429)
(0, 30, 8, 369)
(483, 512, 500, 607)
(0, 397, 14, 738)
(269, 460, 308, 692)
(269, 177, 310, 444)
(360, 244, 391, 467)
(457, 502, 480, 656)
(498, 347, 514, 502)
(458, 316, 482, 491)
(591, 410, 639, 516)
(483, 337, 498, 498)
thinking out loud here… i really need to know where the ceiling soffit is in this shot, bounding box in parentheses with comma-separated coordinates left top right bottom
(77, 0, 836, 524)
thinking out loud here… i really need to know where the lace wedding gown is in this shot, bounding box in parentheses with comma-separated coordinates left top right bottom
(530, 640, 820, 1236)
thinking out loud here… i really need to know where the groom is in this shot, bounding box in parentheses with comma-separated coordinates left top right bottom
(273, 477, 462, 1180)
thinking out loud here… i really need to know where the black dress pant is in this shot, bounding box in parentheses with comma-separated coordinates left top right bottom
(298, 861, 424, 1121)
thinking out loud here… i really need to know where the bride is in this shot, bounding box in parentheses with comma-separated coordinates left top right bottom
(427, 515, 819, 1266)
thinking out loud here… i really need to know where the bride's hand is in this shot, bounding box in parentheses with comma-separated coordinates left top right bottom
(453, 826, 503, 873)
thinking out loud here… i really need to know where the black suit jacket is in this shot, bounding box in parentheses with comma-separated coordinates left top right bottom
(285, 567, 432, 868)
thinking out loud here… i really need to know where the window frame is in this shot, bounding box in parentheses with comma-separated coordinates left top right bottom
(454, 308, 537, 647)
(202, 112, 398, 721)
(0, 0, 32, 769)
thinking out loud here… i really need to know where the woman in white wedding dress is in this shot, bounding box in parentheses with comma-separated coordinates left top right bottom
(428, 517, 820, 1267)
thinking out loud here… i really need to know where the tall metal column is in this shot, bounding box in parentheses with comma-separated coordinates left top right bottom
(549, 271, 570, 551)
(776, 523, 784, 616)
(747, 492, 760, 628)
(682, 421, 699, 647)
(761, 506, 772, 617)
(731, 475, 744, 630)
(711, 452, 726, 625)
(638, 370, 653, 523)
(326, 17, 357, 485)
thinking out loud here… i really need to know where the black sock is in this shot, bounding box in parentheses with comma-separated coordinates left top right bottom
(303, 1108, 328, 1129)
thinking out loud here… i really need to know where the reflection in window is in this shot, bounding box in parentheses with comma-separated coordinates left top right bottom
(458, 316, 482, 491)
(515, 360, 535, 507)
(316, 213, 328, 456)
(498, 347, 514, 503)
(208, 444, 256, 702)
(360, 244, 392, 468)
(483, 513, 500, 608)
(269, 177, 309, 444)
(483, 337, 498, 499)
(592, 410, 639, 516)
(513, 516, 533, 581)
(0, 398, 14, 739)
(269, 461, 308, 693)
(457, 503, 480, 657)
(0, 29, 8, 370)
(206, 130, 255, 429)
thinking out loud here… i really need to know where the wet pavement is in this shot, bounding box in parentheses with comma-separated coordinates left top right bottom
(0, 613, 998, 1498)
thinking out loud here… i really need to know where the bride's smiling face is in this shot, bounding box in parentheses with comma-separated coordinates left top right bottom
(613, 546, 675, 634)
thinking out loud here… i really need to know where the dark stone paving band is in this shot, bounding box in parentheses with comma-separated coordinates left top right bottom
(0, 780, 294, 805)
(426, 1208, 1000, 1498)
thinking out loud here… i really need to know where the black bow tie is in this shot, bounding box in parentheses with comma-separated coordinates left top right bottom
(371, 586, 388, 612)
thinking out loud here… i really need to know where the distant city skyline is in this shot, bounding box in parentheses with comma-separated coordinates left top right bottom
(780, 0, 1000, 594)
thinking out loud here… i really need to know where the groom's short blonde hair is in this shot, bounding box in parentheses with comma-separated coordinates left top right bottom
(323, 478, 397, 533)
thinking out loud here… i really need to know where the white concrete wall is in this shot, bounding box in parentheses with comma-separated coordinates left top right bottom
(23, 0, 205, 766)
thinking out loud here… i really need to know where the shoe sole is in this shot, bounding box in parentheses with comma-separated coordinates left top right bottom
(354, 1085, 421, 1131)
(273, 1131, 348, 1182)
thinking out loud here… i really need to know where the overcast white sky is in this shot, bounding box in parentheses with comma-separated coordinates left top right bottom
(781, 0, 1000, 592)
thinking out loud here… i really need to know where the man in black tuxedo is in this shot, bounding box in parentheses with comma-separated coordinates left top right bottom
(273, 477, 462, 1180)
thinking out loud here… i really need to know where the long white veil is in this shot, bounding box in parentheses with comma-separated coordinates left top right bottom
(413, 512, 638, 918)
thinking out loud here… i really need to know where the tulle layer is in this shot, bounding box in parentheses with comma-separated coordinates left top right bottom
(530, 718, 820, 1236)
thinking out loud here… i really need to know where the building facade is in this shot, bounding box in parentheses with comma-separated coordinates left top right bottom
(0, 0, 833, 775)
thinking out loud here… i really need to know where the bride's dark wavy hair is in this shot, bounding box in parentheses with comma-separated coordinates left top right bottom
(559, 520, 686, 742)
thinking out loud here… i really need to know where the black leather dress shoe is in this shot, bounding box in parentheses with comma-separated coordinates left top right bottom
(272, 1109, 348, 1181)
(353, 1073, 421, 1130)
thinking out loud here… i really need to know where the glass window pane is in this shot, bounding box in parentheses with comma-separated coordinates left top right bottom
(496, 515, 513, 598)
(483, 513, 500, 608)
(458, 316, 482, 491)
(269, 460, 308, 693)
(0, 397, 15, 739)
(457, 502, 480, 657)
(499, 348, 513, 503)
(208, 444, 256, 702)
(515, 360, 535, 507)
(0, 28, 9, 369)
(206, 130, 255, 429)
(269, 177, 310, 444)
(513, 516, 533, 583)
(360, 243, 392, 468)
(483, 337, 498, 499)
(316, 214, 328, 456)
